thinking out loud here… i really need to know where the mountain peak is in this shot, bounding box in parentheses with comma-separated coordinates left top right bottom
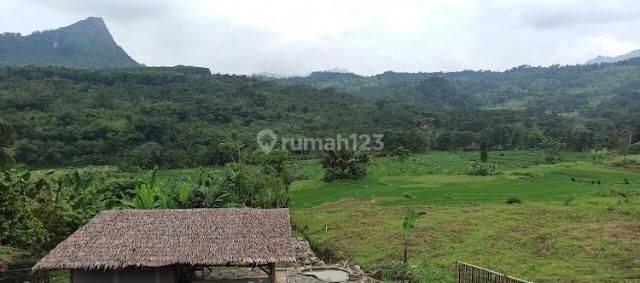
(69, 17, 107, 30)
(0, 17, 140, 69)
(83, 16, 105, 23)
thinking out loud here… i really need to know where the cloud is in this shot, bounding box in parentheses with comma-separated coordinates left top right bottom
(2, 0, 640, 75)
(511, 0, 640, 30)
(22, 0, 175, 22)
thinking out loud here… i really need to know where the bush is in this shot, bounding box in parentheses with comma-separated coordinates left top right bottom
(403, 192, 416, 199)
(321, 150, 371, 182)
(506, 197, 523, 204)
(185, 159, 293, 209)
(543, 140, 566, 164)
(589, 148, 613, 162)
(466, 161, 500, 176)
(612, 158, 640, 170)
(628, 143, 640, 154)
(370, 262, 420, 282)
(0, 170, 48, 249)
(394, 146, 411, 162)
(563, 194, 575, 205)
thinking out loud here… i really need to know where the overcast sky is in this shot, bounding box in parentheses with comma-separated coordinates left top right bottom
(2, 0, 640, 75)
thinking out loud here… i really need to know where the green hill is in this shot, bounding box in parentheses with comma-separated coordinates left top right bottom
(0, 17, 139, 69)
(3, 55, 640, 169)
(270, 59, 640, 117)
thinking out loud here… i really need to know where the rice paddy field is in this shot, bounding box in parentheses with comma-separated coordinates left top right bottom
(284, 151, 640, 282)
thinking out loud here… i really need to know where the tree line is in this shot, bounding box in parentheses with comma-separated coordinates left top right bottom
(1, 65, 638, 169)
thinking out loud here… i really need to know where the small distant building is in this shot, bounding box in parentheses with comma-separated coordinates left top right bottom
(34, 208, 297, 283)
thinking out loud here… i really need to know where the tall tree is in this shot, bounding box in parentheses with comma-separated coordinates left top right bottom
(480, 141, 488, 163)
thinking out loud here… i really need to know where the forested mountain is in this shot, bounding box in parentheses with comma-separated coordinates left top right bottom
(1, 64, 637, 169)
(586, 49, 640, 65)
(271, 59, 640, 122)
(0, 17, 139, 69)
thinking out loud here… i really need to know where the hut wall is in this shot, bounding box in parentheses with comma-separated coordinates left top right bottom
(72, 268, 175, 283)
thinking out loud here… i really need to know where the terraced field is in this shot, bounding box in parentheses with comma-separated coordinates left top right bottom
(289, 151, 640, 281)
(24, 151, 640, 281)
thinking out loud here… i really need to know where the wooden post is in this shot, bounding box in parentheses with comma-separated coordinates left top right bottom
(269, 263, 277, 283)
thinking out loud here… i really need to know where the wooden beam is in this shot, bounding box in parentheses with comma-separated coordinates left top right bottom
(258, 265, 271, 275)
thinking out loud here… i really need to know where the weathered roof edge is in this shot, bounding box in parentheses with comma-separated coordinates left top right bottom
(33, 208, 297, 271)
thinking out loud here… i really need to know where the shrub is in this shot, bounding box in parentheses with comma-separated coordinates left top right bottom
(589, 148, 614, 162)
(394, 146, 411, 162)
(403, 192, 416, 199)
(543, 140, 566, 164)
(0, 170, 48, 249)
(370, 262, 420, 282)
(321, 150, 371, 182)
(186, 160, 293, 209)
(506, 197, 523, 204)
(480, 141, 488, 163)
(290, 168, 312, 181)
(466, 161, 500, 176)
(614, 191, 638, 203)
(628, 143, 640, 154)
(563, 194, 576, 205)
(612, 158, 640, 169)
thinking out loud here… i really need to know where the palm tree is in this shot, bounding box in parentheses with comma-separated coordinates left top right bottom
(0, 119, 16, 170)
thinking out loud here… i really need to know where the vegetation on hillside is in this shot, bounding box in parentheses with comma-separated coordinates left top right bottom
(2, 65, 639, 170)
(273, 59, 640, 153)
(0, 120, 15, 170)
(0, 17, 139, 69)
(1, 47, 640, 282)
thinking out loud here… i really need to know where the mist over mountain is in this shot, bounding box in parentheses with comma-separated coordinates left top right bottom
(253, 71, 295, 79)
(325, 68, 350, 73)
(0, 17, 139, 69)
(586, 49, 640, 65)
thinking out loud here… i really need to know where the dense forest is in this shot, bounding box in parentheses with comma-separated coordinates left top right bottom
(273, 59, 640, 124)
(1, 61, 639, 169)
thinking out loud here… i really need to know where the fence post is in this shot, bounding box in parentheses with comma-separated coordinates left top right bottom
(456, 261, 532, 283)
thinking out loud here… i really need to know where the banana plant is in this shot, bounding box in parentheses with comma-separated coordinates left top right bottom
(402, 209, 417, 264)
(121, 184, 159, 209)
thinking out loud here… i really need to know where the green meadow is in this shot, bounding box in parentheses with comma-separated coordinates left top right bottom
(285, 151, 640, 281)
(37, 151, 640, 282)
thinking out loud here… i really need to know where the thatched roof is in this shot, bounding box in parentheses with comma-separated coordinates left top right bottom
(34, 208, 296, 271)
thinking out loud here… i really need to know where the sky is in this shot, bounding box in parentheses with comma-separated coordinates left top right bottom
(1, 0, 640, 75)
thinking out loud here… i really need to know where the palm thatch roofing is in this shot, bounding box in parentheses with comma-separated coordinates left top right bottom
(34, 208, 296, 271)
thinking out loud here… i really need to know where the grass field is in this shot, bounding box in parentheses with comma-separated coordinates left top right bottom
(26, 151, 640, 282)
(288, 151, 640, 281)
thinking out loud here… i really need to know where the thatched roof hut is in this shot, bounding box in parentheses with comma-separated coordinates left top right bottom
(34, 208, 296, 272)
